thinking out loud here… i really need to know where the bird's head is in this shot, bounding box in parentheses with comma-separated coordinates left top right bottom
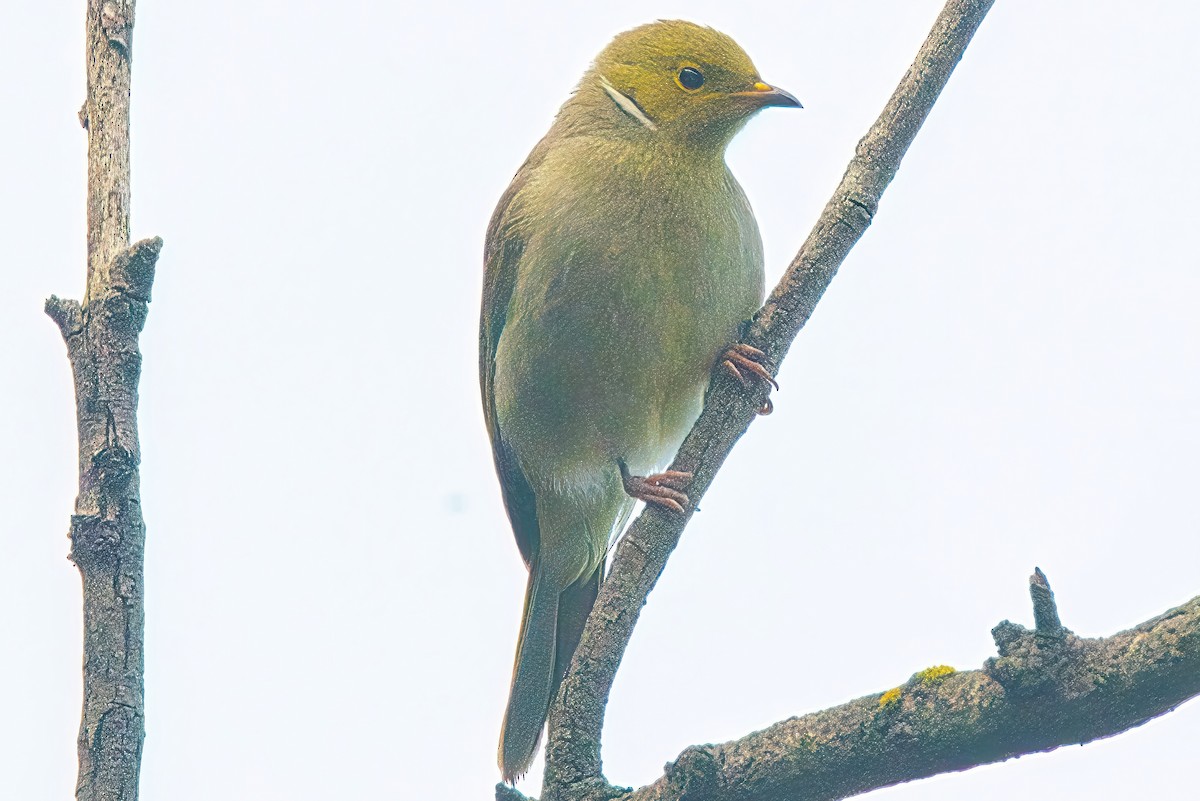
(576, 20, 800, 148)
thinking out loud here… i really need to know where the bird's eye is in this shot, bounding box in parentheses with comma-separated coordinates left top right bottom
(677, 67, 705, 91)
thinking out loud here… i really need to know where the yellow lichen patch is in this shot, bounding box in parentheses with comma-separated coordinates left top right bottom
(879, 687, 902, 708)
(915, 665, 956, 684)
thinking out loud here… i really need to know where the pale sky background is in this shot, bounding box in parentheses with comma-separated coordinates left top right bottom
(2, 1, 1197, 799)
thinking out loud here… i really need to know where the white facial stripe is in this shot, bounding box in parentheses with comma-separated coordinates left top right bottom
(598, 75, 658, 131)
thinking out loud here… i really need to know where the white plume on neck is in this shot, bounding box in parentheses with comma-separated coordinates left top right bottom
(598, 75, 658, 131)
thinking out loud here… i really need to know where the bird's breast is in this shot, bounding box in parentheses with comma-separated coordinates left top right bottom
(494, 137, 765, 481)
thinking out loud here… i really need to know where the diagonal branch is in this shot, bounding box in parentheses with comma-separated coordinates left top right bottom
(47, 2, 160, 799)
(534, 2, 998, 799)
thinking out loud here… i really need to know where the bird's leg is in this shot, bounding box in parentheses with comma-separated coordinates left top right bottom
(619, 461, 692, 514)
(721, 343, 778, 415)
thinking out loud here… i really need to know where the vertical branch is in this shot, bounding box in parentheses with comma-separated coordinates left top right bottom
(83, 0, 132, 304)
(539, 0, 997, 797)
(46, 2, 161, 799)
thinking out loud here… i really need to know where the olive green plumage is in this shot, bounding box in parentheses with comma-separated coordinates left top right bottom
(479, 20, 800, 783)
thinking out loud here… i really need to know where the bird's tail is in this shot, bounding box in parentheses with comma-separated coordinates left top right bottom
(499, 564, 558, 783)
(498, 562, 601, 784)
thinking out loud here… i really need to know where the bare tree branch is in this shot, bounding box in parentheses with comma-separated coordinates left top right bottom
(621, 575, 1200, 801)
(46, 1, 159, 799)
(506, 571, 1199, 801)
(526, 2, 999, 799)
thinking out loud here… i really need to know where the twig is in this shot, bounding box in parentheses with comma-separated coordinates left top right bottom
(538, 1, 998, 798)
(47, 2, 159, 799)
(1030, 566, 1065, 638)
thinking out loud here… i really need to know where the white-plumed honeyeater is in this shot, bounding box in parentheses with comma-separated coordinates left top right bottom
(479, 19, 800, 782)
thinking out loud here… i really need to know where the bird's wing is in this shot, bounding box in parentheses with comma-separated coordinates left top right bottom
(480, 151, 544, 568)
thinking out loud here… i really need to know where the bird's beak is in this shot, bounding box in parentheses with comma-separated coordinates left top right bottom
(738, 81, 803, 109)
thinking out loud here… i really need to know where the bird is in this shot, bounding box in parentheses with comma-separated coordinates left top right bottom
(479, 19, 800, 783)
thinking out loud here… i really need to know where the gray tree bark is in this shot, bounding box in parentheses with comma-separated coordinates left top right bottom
(496, 0, 1200, 799)
(45, 1, 160, 799)
(606, 576, 1200, 801)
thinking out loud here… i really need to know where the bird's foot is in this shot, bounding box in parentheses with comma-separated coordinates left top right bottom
(721, 343, 777, 415)
(621, 468, 692, 514)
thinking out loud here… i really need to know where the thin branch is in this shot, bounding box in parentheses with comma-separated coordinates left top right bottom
(536, 1, 997, 798)
(85, 0, 136, 306)
(46, 1, 159, 799)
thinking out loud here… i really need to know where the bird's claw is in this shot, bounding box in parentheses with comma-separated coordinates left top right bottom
(621, 469, 693, 514)
(721, 344, 777, 415)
